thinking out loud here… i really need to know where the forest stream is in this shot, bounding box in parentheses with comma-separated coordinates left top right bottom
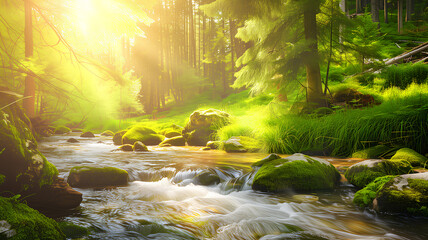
(38, 133, 428, 240)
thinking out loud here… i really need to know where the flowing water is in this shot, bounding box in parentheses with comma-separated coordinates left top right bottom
(39, 134, 428, 240)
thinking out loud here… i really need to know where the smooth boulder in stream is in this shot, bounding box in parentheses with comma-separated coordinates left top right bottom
(122, 125, 164, 145)
(252, 153, 340, 192)
(67, 166, 129, 188)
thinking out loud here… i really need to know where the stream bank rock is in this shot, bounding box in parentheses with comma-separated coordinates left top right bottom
(119, 144, 133, 151)
(182, 109, 230, 146)
(80, 131, 95, 138)
(101, 130, 114, 136)
(122, 125, 164, 145)
(54, 126, 71, 134)
(159, 136, 186, 147)
(0, 196, 65, 239)
(67, 166, 129, 188)
(344, 159, 413, 188)
(351, 145, 393, 159)
(223, 136, 261, 153)
(133, 141, 148, 151)
(113, 130, 127, 145)
(354, 173, 428, 216)
(390, 148, 427, 167)
(252, 153, 340, 192)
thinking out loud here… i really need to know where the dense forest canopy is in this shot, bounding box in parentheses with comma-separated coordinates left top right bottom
(0, 0, 427, 130)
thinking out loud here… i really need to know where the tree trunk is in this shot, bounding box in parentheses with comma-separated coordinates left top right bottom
(303, 1, 324, 106)
(398, 0, 404, 33)
(356, 0, 361, 13)
(384, 0, 388, 23)
(371, 0, 379, 22)
(405, 0, 412, 21)
(23, 0, 35, 118)
(229, 18, 235, 83)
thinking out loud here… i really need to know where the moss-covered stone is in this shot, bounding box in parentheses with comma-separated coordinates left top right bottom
(353, 175, 396, 208)
(80, 131, 95, 138)
(164, 130, 181, 138)
(391, 148, 428, 167)
(372, 172, 428, 216)
(101, 130, 114, 136)
(71, 128, 83, 133)
(0, 196, 65, 239)
(0, 92, 58, 194)
(133, 141, 148, 151)
(344, 159, 413, 188)
(252, 153, 340, 193)
(159, 136, 186, 146)
(119, 144, 133, 151)
(223, 136, 261, 153)
(67, 166, 128, 188)
(251, 153, 282, 168)
(113, 130, 127, 145)
(206, 141, 220, 149)
(54, 126, 71, 134)
(193, 170, 220, 186)
(58, 222, 90, 239)
(351, 145, 393, 159)
(183, 109, 230, 146)
(122, 125, 164, 145)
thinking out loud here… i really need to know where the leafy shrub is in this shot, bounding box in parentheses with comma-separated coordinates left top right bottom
(356, 73, 375, 86)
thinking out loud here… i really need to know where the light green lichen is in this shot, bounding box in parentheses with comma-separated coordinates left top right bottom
(353, 175, 396, 208)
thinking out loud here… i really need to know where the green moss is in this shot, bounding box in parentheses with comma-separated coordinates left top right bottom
(54, 126, 71, 134)
(0, 174, 5, 186)
(67, 166, 128, 188)
(223, 136, 261, 153)
(122, 125, 164, 145)
(351, 145, 392, 159)
(252, 153, 282, 168)
(353, 175, 396, 208)
(391, 148, 428, 167)
(252, 154, 340, 192)
(101, 130, 115, 136)
(344, 159, 412, 188)
(39, 156, 59, 188)
(58, 222, 90, 239)
(133, 141, 148, 151)
(0, 196, 65, 240)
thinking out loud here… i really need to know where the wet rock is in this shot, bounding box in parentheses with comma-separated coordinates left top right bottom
(223, 136, 261, 153)
(355, 173, 428, 216)
(113, 130, 127, 145)
(71, 128, 83, 133)
(58, 222, 90, 239)
(133, 141, 148, 151)
(182, 109, 230, 146)
(252, 153, 340, 192)
(122, 125, 164, 145)
(202, 147, 211, 151)
(391, 148, 427, 167)
(206, 141, 220, 149)
(0, 196, 65, 239)
(54, 126, 71, 134)
(292, 194, 319, 203)
(164, 131, 181, 138)
(67, 166, 128, 188)
(159, 136, 186, 147)
(26, 177, 82, 211)
(80, 131, 95, 138)
(159, 143, 172, 147)
(67, 138, 79, 143)
(101, 130, 114, 136)
(193, 170, 220, 186)
(119, 144, 133, 152)
(251, 153, 282, 168)
(344, 159, 413, 188)
(351, 145, 393, 159)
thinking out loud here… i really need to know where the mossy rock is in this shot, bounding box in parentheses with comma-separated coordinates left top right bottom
(67, 166, 128, 188)
(192, 170, 220, 186)
(80, 131, 95, 138)
(251, 153, 282, 168)
(0, 196, 65, 239)
(202, 147, 211, 151)
(391, 148, 428, 167)
(183, 109, 230, 146)
(164, 130, 181, 138)
(223, 136, 261, 153)
(370, 173, 428, 216)
(252, 153, 340, 193)
(58, 222, 90, 239)
(206, 141, 220, 149)
(122, 125, 165, 145)
(344, 159, 413, 188)
(351, 145, 393, 159)
(0, 92, 58, 194)
(71, 128, 83, 133)
(133, 141, 148, 151)
(159, 136, 186, 147)
(119, 144, 133, 152)
(101, 130, 114, 136)
(54, 126, 71, 134)
(353, 175, 396, 208)
(113, 130, 127, 145)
